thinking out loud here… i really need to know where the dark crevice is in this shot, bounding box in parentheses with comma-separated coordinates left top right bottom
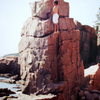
(33, 12, 52, 21)
(59, 29, 68, 32)
(33, 14, 69, 21)
(34, 16, 50, 21)
(21, 29, 76, 38)
(21, 31, 53, 38)
(34, 31, 53, 38)
(56, 33, 64, 82)
(59, 16, 69, 18)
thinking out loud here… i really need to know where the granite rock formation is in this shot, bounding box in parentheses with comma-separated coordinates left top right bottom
(18, 0, 97, 99)
(79, 25, 97, 68)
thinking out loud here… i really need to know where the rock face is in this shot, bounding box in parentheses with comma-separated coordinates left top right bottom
(0, 56, 20, 76)
(79, 25, 97, 68)
(90, 67, 100, 91)
(18, 0, 84, 99)
(78, 89, 100, 100)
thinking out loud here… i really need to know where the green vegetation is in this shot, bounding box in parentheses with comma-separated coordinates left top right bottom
(94, 8, 100, 34)
(95, 8, 100, 26)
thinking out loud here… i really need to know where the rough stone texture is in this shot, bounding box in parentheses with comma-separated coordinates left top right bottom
(18, 0, 84, 100)
(78, 89, 100, 100)
(30, 0, 69, 19)
(79, 64, 100, 100)
(79, 25, 97, 68)
(90, 68, 100, 91)
(0, 56, 20, 76)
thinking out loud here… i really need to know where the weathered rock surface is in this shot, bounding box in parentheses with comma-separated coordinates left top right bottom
(90, 67, 100, 91)
(0, 56, 20, 76)
(79, 64, 100, 100)
(30, 0, 69, 19)
(78, 89, 100, 100)
(18, 0, 97, 99)
(79, 25, 97, 68)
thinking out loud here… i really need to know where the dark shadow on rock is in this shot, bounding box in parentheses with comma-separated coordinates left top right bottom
(0, 88, 15, 97)
(79, 25, 97, 68)
(0, 56, 20, 77)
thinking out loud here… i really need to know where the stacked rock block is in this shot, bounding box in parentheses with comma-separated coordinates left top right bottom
(18, 0, 84, 99)
(79, 25, 97, 67)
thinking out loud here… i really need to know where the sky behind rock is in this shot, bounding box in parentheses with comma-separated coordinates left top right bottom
(0, 0, 100, 57)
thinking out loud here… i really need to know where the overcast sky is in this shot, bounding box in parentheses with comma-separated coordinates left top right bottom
(0, 0, 100, 57)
